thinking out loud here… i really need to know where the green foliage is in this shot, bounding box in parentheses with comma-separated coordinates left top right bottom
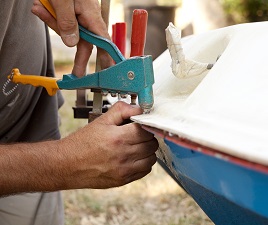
(221, 0, 268, 23)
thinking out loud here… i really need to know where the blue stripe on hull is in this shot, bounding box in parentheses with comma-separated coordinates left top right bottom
(163, 139, 268, 224)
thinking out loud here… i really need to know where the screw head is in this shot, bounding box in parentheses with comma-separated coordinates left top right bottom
(127, 71, 135, 80)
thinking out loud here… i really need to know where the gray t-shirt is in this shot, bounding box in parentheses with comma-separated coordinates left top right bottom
(0, 2, 65, 224)
(0, 0, 64, 143)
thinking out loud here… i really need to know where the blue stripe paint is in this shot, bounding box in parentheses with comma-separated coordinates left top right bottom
(164, 139, 268, 223)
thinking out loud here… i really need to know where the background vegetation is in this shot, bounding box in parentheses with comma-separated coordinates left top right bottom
(221, 0, 268, 24)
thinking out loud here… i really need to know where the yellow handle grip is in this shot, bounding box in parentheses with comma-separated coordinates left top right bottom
(9, 3, 59, 96)
(40, 0, 57, 19)
(9, 68, 59, 96)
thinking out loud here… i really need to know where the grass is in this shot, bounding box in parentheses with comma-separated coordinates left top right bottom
(55, 64, 214, 225)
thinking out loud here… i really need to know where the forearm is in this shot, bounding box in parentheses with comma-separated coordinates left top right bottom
(0, 140, 68, 196)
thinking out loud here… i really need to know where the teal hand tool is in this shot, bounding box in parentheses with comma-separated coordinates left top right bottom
(9, 13, 154, 113)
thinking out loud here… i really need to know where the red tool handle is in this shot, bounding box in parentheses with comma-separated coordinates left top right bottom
(130, 9, 148, 105)
(130, 9, 148, 57)
(112, 22, 127, 57)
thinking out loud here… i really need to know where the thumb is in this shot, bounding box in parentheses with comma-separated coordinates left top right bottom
(100, 102, 143, 126)
(50, 0, 79, 47)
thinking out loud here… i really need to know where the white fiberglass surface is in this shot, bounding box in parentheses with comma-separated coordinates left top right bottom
(132, 22, 268, 165)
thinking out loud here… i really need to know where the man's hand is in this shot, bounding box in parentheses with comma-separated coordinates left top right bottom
(60, 101, 159, 189)
(0, 102, 158, 195)
(32, 0, 113, 77)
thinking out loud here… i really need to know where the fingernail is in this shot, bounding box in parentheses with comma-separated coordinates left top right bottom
(61, 33, 78, 47)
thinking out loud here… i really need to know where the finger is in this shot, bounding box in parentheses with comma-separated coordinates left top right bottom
(96, 48, 114, 69)
(74, 0, 113, 72)
(75, 0, 110, 38)
(134, 139, 159, 158)
(124, 155, 157, 184)
(124, 139, 159, 162)
(72, 39, 93, 77)
(125, 170, 152, 185)
(50, 0, 79, 47)
(32, 0, 59, 34)
(121, 123, 156, 144)
(99, 102, 143, 126)
(134, 154, 158, 171)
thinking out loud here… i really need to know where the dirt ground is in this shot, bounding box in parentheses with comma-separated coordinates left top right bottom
(55, 65, 214, 225)
(62, 164, 214, 225)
